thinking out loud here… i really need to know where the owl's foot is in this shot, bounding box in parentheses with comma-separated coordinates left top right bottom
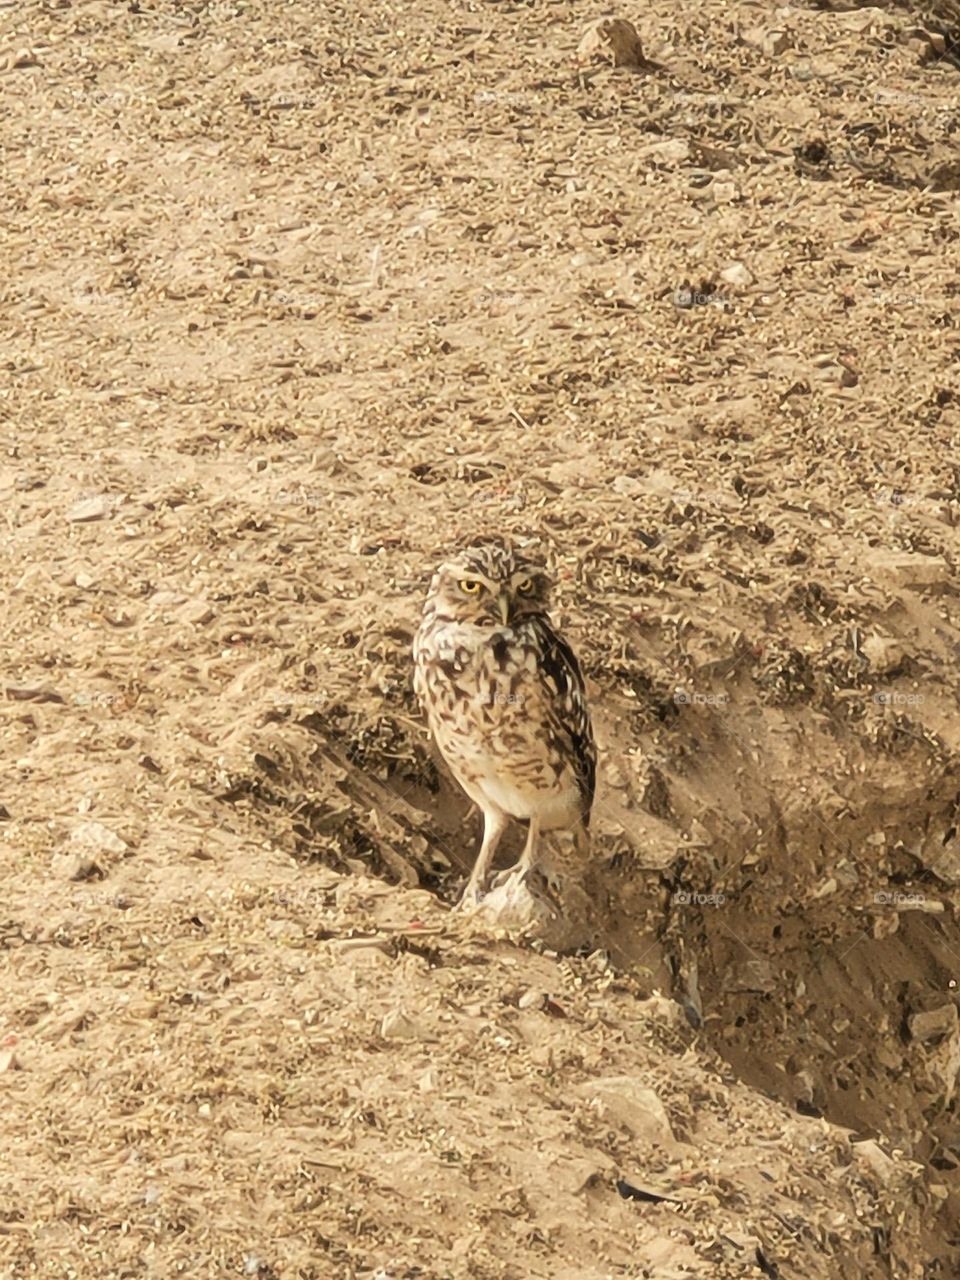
(492, 861, 562, 899)
(492, 863, 529, 890)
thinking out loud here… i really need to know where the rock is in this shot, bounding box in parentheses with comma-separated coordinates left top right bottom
(52, 851, 105, 881)
(3, 682, 64, 704)
(764, 29, 793, 57)
(711, 180, 739, 204)
(865, 550, 950, 592)
(617, 1177, 685, 1206)
(860, 633, 903, 673)
(518, 988, 545, 1010)
(928, 1028, 960, 1105)
(919, 826, 960, 884)
(0, 1048, 20, 1072)
(576, 17, 646, 68)
(909, 1004, 958, 1044)
(473, 866, 595, 950)
(554, 1154, 617, 1196)
(472, 872, 559, 928)
(569, 249, 601, 269)
(929, 161, 960, 194)
(851, 1139, 899, 1186)
(544, 458, 599, 489)
(728, 959, 777, 993)
(923, 29, 947, 56)
(179, 599, 215, 626)
(641, 138, 692, 166)
(330, 936, 391, 959)
(603, 760, 629, 788)
(576, 1076, 677, 1148)
(380, 1008, 422, 1040)
(743, 25, 794, 57)
(70, 821, 128, 855)
(66, 495, 115, 523)
(905, 34, 932, 61)
(719, 262, 754, 287)
(636, 994, 689, 1032)
(836, 7, 899, 36)
(871, 909, 900, 940)
(794, 1069, 817, 1106)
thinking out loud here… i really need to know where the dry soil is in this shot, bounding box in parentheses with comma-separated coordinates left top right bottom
(3, 0, 960, 1277)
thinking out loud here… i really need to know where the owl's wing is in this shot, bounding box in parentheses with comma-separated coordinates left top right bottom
(531, 616, 597, 826)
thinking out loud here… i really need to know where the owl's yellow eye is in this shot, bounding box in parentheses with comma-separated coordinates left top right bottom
(516, 579, 533, 595)
(459, 579, 482, 595)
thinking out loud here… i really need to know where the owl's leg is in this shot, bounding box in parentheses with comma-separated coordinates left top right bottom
(458, 807, 508, 906)
(490, 814, 542, 890)
(514, 813, 541, 880)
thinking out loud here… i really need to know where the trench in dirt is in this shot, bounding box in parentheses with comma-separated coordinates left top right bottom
(249, 698, 960, 1274)
(223, 626, 960, 1275)
(606, 792, 960, 1274)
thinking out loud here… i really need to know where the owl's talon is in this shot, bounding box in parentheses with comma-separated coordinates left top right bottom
(455, 881, 487, 910)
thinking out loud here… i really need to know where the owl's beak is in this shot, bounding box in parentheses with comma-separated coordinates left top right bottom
(497, 593, 511, 626)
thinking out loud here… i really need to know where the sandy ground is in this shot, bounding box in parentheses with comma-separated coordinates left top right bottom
(3, 0, 960, 1275)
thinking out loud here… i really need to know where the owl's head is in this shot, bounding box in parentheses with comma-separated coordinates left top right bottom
(427, 537, 551, 628)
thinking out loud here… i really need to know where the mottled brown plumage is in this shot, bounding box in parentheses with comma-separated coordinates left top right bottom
(413, 537, 596, 904)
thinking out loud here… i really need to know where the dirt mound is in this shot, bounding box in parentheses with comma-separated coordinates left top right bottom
(0, 861, 931, 1278)
(2, 0, 960, 1274)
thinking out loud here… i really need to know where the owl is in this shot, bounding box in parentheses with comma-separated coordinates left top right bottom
(413, 537, 596, 905)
